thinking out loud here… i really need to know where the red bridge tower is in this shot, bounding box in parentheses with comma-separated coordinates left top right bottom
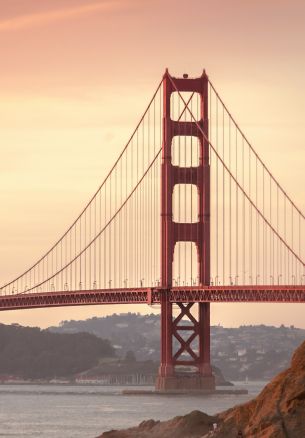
(156, 70, 215, 391)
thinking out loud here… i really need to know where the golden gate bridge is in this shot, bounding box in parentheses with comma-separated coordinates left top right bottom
(1, 70, 304, 391)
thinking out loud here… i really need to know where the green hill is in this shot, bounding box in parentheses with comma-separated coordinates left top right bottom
(0, 323, 115, 379)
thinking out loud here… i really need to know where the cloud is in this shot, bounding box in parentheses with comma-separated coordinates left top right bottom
(0, 1, 122, 32)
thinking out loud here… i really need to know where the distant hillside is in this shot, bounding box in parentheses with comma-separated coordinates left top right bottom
(49, 313, 305, 380)
(0, 322, 230, 385)
(0, 323, 115, 379)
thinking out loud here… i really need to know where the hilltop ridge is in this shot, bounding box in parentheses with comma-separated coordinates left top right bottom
(0, 323, 114, 380)
(49, 313, 305, 380)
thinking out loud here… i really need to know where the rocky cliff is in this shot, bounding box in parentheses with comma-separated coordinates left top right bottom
(213, 338, 305, 437)
(98, 340, 305, 438)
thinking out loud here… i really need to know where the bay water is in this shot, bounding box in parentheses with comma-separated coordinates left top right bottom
(0, 382, 266, 438)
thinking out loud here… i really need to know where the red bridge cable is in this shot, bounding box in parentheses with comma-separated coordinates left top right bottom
(208, 80, 305, 221)
(19, 149, 162, 294)
(168, 75, 305, 269)
(0, 80, 163, 291)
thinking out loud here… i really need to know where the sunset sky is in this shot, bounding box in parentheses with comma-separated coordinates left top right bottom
(0, 0, 304, 328)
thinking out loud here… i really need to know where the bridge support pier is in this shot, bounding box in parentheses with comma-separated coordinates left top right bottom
(156, 70, 215, 392)
(156, 300, 215, 392)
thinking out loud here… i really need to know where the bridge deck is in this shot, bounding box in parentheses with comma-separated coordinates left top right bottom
(1, 286, 305, 311)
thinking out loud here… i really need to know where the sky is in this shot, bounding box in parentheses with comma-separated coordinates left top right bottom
(0, 0, 304, 328)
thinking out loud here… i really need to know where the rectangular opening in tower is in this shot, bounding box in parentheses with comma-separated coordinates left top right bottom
(172, 184, 198, 223)
(171, 136, 200, 167)
(170, 92, 201, 122)
(172, 241, 198, 286)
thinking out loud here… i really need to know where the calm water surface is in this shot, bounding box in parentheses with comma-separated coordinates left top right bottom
(0, 382, 266, 438)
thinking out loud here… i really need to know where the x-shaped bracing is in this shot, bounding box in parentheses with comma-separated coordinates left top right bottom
(172, 303, 200, 365)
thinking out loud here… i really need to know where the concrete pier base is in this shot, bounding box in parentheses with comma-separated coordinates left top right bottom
(155, 374, 216, 392)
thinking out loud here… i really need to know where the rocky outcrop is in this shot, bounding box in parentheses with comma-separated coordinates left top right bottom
(99, 410, 217, 438)
(98, 340, 305, 438)
(211, 339, 305, 437)
(213, 365, 233, 386)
